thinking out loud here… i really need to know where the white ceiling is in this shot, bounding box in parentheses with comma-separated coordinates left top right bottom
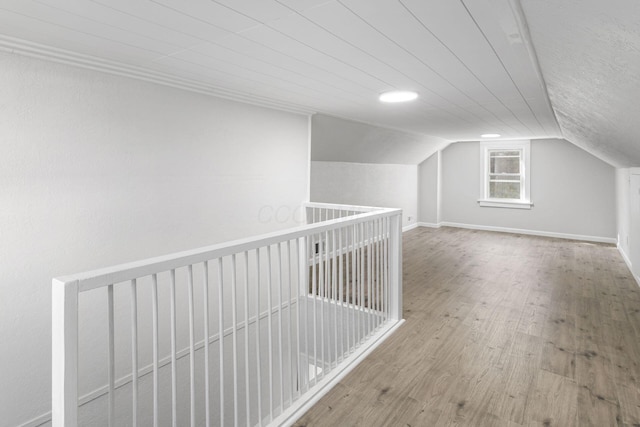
(0, 0, 563, 144)
(2, 0, 637, 166)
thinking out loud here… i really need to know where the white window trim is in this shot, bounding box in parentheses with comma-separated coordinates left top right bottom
(478, 140, 532, 209)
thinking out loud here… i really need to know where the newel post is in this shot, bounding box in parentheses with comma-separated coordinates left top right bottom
(388, 212, 403, 321)
(52, 279, 79, 427)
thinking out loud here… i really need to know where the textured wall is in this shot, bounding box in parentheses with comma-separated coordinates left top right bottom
(522, 0, 640, 167)
(0, 51, 309, 426)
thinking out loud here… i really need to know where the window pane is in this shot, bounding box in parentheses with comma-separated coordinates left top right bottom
(490, 150, 520, 157)
(490, 182, 521, 199)
(490, 154, 520, 174)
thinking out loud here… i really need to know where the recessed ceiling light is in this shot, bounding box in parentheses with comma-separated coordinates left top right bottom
(481, 133, 501, 138)
(379, 90, 418, 103)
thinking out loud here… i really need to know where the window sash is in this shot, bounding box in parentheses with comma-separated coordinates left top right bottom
(487, 149, 524, 200)
(489, 173, 521, 178)
(479, 140, 531, 208)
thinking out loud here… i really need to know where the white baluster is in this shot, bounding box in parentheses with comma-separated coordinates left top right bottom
(217, 259, 225, 427)
(203, 262, 211, 427)
(243, 252, 251, 425)
(151, 275, 159, 427)
(130, 279, 138, 427)
(231, 255, 238, 427)
(255, 249, 263, 426)
(107, 284, 115, 427)
(277, 243, 284, 413)
(170, 270, 177, 427)
(266, 246, 274, 422)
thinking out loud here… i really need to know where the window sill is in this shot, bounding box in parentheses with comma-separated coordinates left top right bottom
(477, 199, 533, 210)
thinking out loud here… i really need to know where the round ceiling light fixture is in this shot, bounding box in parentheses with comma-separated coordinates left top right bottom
(480, 133, 501, 138)
(379, 90, 418, 103)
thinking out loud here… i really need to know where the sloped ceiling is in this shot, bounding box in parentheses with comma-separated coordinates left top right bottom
(311, 114, 450, 164)
(521, 0, 640, 167)
(2, 0, 636, 166)
(0, 0, 560, 146)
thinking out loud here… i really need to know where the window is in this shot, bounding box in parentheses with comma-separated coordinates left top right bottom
(479, 140, 532, 209)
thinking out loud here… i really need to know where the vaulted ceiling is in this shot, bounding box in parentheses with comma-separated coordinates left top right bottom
(521, 0, 640, 167)
(0, 0, 638, 166)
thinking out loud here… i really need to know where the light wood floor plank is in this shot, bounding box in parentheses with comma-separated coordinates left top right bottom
(294, 227, 640, 427)
(524, 369, 579, 427)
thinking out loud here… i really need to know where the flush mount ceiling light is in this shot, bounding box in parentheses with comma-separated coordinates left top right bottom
(379, 90, 418, 103)
(481, 133, 501, 138)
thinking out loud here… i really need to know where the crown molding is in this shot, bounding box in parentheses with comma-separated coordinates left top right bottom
(0, 34, 316, 116)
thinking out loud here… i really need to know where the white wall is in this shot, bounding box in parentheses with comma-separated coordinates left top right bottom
(311, 114, 449, 165)
(436, 139, 616, 241)
(418, 153, 439, 224)
(0, 51, 309, 427)
(617, 168, 632, 258)
(618, 168, 640, 284)
(310, 161, 417, 227)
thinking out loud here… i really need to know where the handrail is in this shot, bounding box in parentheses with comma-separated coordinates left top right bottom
(302, 201, 387, 212)
(52, 202, 403, 427)
(54, 207, 400, 293)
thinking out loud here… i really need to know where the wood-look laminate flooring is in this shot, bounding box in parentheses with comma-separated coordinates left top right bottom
(294, 227, 640, 427)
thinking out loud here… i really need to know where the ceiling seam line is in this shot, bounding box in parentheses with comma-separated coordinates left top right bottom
(143, 0, 382, 101)
(0, 6, 173, 59)
(398, 0, 535, 136)
(507, 0, 562, 136)
(336, 0, 520, 132)
(160, 53, 374, 109)
(459, 0, 546, 135)
(31, 0, 191, 52)
(173, 48, 374, 107)
(272, 0, 515, 134)
(140, 0, 429, 108)
(0, 36, 316, 114)
(335, 0, 520, 135)
(89, 0, 384, 96)
(212, 1, 393, 88)
(340, 0, 524, 136)
(179, 44, 373, 101)
(210, 0, 484, 124)
(277, 0, 486, 117)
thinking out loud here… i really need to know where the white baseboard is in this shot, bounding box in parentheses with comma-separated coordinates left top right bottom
(619, 244, 633, 271)
(402, 223, 419, 232)
(417, 222, 441, 228)
(618, 244, 640, 287)
(415, 221, 616, 244)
